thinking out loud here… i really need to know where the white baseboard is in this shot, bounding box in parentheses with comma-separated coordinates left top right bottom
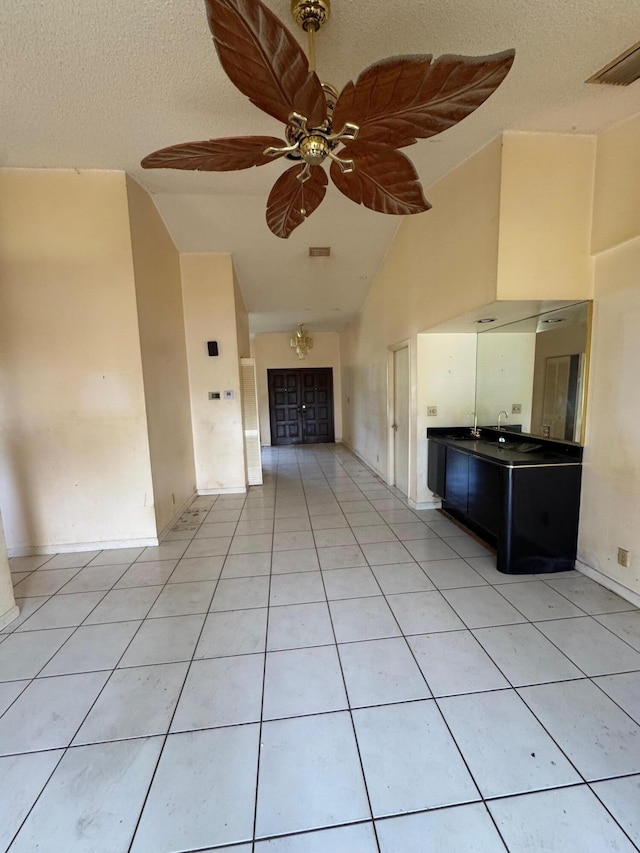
(7, 537, 159, 557)
(0, 605, 20, 631)
(198, 487, 247, 496)
(576, 560, 640, 609)
(340, 440, 388, 483)
(158, 492, 197, 542)
(409, 499, 442, 511)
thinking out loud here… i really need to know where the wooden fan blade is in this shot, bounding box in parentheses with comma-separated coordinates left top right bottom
(141, 136, 287, 171)
(333, 50, 515, 148)
(330, 142, 431, 215)
(205, 0, 326, 128)
(266, 164, 328, 239)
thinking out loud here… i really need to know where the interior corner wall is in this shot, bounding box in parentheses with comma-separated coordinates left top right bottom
(252, 332, 343, 447)
(181, 253, 247, 493)
(496, 132, 595, 301)
(591, 113, 640, 255)
(579, 238, 640, 597)
(126, 176, 197, 533)
(578, 113, 640, 599)
(0, 169, 157, 554)
(416, 334, 477, 504)
(233, 267, 250, 359)
(340, 138, 503, 498)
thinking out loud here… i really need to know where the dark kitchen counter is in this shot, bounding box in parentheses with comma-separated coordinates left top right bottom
(427, 426, 583, 573)
(427, 427, 582, 468)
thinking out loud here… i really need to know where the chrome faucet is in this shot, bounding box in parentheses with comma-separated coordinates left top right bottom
(497, 410, 509, 430)
(467, 411, 481, 438)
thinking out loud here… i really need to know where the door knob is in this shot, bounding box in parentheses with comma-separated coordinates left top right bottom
(391, 423, 398, 431)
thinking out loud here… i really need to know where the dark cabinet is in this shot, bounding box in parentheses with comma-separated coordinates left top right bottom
(427, 440, 446, 498)
(427, 436, 581, 574)
(468, 456, 503, 538)
(444, 448, 468, 514)
(505, 464, 581, 573)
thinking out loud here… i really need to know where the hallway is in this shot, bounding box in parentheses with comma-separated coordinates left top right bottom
(1, 444, 640, 851)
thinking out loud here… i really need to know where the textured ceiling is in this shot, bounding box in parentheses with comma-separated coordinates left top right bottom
(3, 0, 640, 332)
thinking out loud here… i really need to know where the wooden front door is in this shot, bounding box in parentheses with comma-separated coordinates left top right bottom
(268, 368, 335, 446)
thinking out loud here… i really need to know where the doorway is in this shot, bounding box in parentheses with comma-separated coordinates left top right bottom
(268, 368, 335, 446)
(542, 353, 583, 441)
(389, 343, 410, 495)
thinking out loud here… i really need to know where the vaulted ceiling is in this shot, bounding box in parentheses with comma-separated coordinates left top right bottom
(3, 0, 639, 332)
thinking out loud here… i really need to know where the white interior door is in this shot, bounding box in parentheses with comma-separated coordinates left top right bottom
(542, 355, 571, 440)
(393, 346, 410, 495)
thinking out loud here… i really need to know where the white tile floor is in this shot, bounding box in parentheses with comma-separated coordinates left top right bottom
(1, 443, 640, 852)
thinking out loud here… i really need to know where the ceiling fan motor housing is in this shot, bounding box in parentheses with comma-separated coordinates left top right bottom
(300, 134, 331, 165)
(291, 0, 330, 32)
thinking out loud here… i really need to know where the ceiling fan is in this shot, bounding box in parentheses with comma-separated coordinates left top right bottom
(142, 0, 515, 239)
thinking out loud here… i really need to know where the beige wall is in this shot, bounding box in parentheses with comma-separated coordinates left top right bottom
(341, 139, 503, 499)
(580, 238, 640, 599)
(497, 133, 596, 301)
(341, 117, 640, 600)
(341, 132, 599, 505)
(591, 113, 640, 255)
(253, 332, 342, 446)
(0, 513, 18, 630)
(578, 113, 640, 601)
(181, 253, 247, 493)
(126, 177, 196, 533)
(0, 169, 157, 553)
(233, 268, 250, 359)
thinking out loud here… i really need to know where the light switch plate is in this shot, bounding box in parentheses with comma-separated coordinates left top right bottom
(427, 406, 438, 417)
(224, 390, 235, 400)
(512, 403, 522, 414)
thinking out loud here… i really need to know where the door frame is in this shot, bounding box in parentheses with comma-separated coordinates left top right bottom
(387, 339, 413, 495)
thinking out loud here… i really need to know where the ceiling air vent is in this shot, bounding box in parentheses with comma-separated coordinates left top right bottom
(309, 246, 331, 257)
(587, 40, 640, 86)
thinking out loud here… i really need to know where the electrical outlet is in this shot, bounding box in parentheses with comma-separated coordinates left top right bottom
(427, 406, 438, 417)
(618, 547, 631, 568)
(512, 403, 522, 414)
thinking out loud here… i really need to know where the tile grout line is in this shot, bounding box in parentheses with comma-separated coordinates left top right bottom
(3, 492, 229, 850)
(3, 444, 640, 851)
(340, 497, 639, 845)
(249, 453, 278, 852)
(295, 447, 640, 834)
(125, 489, 236, 853)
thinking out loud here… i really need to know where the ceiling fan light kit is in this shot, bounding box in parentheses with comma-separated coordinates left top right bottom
(142, 0, 515, 238)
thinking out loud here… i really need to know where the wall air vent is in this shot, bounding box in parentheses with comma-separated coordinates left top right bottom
(308, 246, 331, 257)
(586, 40, 640, 86)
